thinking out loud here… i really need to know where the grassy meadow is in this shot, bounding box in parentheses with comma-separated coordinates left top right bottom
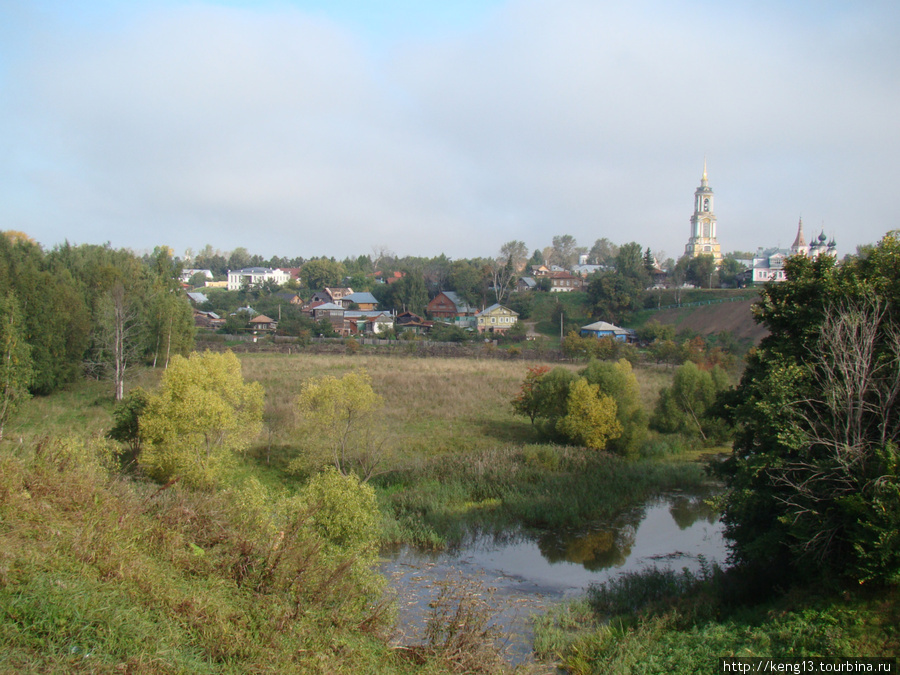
(7, 353, 711, 551)
(237, 352, 706, 547)
(240, 351, 675, 455)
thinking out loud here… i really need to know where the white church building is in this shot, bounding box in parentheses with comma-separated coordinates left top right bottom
(750, 218, 837, 284)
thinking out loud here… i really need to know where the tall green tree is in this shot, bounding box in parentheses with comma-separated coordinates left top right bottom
(2, 237, 90, 394)
(93, 282, 143, 401)
(615, 241, 650, 288)
(491, 240, 528, 303)
(588, 238, 618, 267)
(718, 232, 900, 585)
(303, 258, 345, 290)
(448, 259, 489, 306)
(392, 270, 429, 315)
(652, 361, 729, 440)
(582, 359, 648, 456)
(685, 254, 717, 288)
(556, 379, 622, 451)
(511, 366, 627, 451)
(586, 272, 643, 324)
(718, 257, 747, 288)
(550, 234, 580, 268)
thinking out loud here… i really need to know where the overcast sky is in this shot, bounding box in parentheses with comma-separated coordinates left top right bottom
(1, 0, 898, 262)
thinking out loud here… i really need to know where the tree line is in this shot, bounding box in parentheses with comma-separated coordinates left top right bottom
(0, 234, 195, 438)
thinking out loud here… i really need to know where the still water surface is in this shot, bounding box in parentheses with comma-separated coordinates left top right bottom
(381, 492, 728, 663)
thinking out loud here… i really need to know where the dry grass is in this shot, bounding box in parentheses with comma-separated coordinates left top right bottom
(239, 353, 676, 466)
(240, 353, 546, 457)
(632, 365, 675, 412)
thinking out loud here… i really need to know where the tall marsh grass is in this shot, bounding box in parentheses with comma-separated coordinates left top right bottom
(375, 443, 708, 547)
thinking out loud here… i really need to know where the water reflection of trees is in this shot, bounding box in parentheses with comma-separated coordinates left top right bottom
(435, 492, 723, 572)
(536, 512, 643, 571)
(668, 495, 718, 530)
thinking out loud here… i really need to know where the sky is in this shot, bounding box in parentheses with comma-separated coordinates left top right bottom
(1, 0, 899, 262)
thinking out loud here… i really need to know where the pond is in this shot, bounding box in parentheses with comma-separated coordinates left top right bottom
(381, 491, 728, 665)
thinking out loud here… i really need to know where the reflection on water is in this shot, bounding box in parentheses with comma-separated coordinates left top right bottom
(381, 492, 728, 664)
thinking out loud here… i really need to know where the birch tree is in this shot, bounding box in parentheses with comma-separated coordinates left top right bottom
(490, 240, 528, 304)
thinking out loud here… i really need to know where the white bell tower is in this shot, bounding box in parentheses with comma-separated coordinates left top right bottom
(684, 160, 722, 262)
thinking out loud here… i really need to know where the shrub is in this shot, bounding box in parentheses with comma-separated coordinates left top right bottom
(291, 369, 389, 481)
(139, 350, 264, 488)
(581, 359, 649, 456)
(651, 361, 729, 441)
(556, 379, 622, 451)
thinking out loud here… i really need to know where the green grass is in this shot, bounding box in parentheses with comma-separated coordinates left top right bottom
(239, 352, 556, 460)
(533, 568, 899, 674)
(0, 441, 455, 674)
(2, 350, 897, 673)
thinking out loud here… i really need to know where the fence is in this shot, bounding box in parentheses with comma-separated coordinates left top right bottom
(648, 295, 757, 312)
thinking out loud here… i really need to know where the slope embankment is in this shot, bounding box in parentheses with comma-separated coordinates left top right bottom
(638, 297, 769, 344)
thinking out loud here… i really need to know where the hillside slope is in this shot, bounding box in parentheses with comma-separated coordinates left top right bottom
(637, 298, 769, 344)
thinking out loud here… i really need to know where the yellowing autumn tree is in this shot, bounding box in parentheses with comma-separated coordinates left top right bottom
(139, 350, 263, 488)
(291, 369, 388, 481)
(556, 378, 623, 451)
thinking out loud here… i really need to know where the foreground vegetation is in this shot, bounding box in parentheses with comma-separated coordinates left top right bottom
(238, 353, 712, 548)
(533, 566, 899, 674)
(0, 438, 455, 674)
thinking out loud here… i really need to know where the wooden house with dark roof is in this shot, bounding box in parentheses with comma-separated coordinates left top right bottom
(426, 291, 477, 325)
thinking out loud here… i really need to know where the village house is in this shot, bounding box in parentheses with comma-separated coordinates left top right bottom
(427, 291, 477, 328)
(193, 310, 224, 329)
(549, 271, 583, 292)
(395, 311, 433, 335)
(186, 292, 209, 305)
(249, 315, 277, 332)
(516, 277, 537, 292)
(339, 291, 378, 310)
(572, 264, 603, 277)
(475, 304, 519, 334)
(345, 311, 394, 336)
(324, 287, 353, 303)
(274, 291, 303, 305)
(580, 321, 634, 342)
(180, 268, 214, 284)
(227, 267, 291, 291)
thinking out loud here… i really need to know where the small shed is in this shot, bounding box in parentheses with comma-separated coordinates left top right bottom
(580, 321, 633, 342)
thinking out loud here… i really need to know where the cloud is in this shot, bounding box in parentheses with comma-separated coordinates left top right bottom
(1, 0, 899, 260)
